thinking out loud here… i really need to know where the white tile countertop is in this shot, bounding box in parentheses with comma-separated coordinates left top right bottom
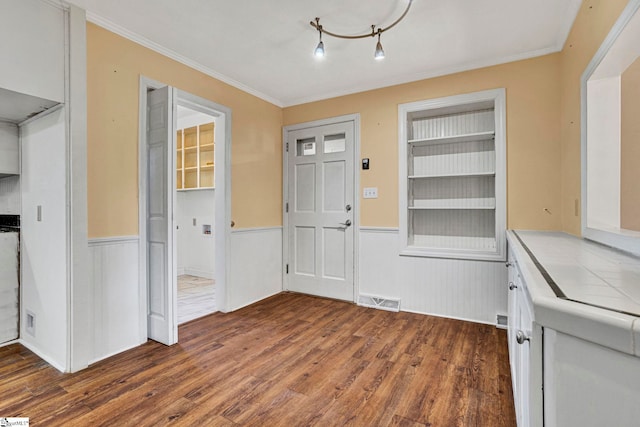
(507, 230, 640, 357)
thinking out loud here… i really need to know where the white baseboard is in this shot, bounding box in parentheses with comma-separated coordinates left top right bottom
(181, 268, 214, 279)
(0, 339, 19, 349)
(88, 342, 143, 366)
(19, 339, 66, 372)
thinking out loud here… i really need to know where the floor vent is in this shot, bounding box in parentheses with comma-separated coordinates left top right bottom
(496, 314, 508, 329)
(358, 295, 401, 312)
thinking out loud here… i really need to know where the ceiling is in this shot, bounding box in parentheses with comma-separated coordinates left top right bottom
(67, 0, 583, 107)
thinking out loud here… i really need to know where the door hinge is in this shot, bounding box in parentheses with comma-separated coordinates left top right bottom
(286, 202, 289, 213)
(286, 142, 289, 152)
(286, 264, 289, 274)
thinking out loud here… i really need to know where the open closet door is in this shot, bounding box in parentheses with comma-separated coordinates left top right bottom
(146, 86, 178, 345)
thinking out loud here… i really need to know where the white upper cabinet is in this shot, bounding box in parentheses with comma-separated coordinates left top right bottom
(0, 122, 19, 176)
(0, 0, 65, 104)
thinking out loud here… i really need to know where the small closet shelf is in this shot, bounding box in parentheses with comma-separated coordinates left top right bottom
(176, 121, 215, 190)
(408, 131, 495, 147)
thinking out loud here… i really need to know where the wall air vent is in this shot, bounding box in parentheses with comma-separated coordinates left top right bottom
(358, 294, 400, 312)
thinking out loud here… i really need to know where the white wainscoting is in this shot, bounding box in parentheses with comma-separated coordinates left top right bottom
(88, 236, 142, 364)
(359, 228, 507, 325)
(229, 227, 283, 311)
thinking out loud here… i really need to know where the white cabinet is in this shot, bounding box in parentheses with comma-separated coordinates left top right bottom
(0, 0, 65, 103)
(507, 254, 535, 427)
(0, 123, 19, 176)
(507, 231, 640, 427)
(399, 89, 506, 261)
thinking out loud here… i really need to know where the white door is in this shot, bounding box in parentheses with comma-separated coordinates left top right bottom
(146, 86, 177, 345)
(286, 120, 355, 301)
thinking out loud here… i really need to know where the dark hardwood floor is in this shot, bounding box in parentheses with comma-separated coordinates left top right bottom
(0, 293, 516, 426)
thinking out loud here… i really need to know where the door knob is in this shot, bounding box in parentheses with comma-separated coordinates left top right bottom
(339, 219, 352, 227)
(516, 330, 530, 344)
(345, 204, 352, 212)
(509, 282, 517, 290)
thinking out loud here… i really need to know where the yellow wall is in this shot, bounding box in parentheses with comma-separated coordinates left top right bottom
(87, 23, 282, 238)
(620, 57, 640, 231)
(559, 0, 629, 235)
(87, 0, 633, 237)
(284, 55, 562, 229)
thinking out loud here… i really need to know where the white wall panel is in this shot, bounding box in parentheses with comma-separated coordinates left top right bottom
(176, 189, 215, 278)
(229, 227, 282, 311)
(88, 237, 142, 364)
(586, 77, 621, 230)
(20, 107, 68, 371)
(359, 228, 507, 324)
(0, 176, 20, 214)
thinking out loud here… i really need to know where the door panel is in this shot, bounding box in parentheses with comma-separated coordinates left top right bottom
(147, 86, 177, 345)
(287, 121, 355, 301)
(323, 160, 346, 212)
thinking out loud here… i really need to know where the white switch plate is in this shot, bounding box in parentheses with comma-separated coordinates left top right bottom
(363, 187, 378, 199)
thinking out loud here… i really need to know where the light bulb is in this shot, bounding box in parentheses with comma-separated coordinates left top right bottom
(374, 38, 385, 60)
(315, 40, 325, 57)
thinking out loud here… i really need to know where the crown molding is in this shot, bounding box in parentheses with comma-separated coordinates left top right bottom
(86, 11, 284, 108)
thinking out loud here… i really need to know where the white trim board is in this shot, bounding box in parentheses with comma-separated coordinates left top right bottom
(358, 227, 399, 234)
(231, 226, 283, 234)
(89, 235, 139, 245)
(19, 339, 66, 372)
(86, 12, 282, 108)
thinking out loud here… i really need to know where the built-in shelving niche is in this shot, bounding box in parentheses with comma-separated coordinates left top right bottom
(399, 89, 506, 261)
(176, 122, 214, 190)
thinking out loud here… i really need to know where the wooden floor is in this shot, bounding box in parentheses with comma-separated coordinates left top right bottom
(0, 293, 516, 426)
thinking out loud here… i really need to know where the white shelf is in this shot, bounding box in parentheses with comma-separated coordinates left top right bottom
(411, 235, 497, 251)
(410, 198, 496, 210)
(177, 187, 215, 192)
(408, 131, 495, 147)
(409, 171, 495, 179)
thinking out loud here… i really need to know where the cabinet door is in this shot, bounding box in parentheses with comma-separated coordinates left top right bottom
(0, 0, 65, 102)
(0, 123, 19, 175)
(515, 278, 532, 427)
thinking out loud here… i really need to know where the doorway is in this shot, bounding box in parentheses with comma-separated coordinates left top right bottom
(175, 105, 217, 324)
(283, 115, 359, 301)
(138, 77, 231, 345)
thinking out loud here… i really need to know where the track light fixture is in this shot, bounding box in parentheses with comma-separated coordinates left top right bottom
(314, 24, 325, 57)
(310, 0, 412, 60)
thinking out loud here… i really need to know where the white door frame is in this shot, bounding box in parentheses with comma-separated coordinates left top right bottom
(282, 114, 361, 302)
(138, 76, 232, 344)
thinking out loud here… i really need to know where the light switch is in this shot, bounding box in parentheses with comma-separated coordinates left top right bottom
(363, 187, 378, 199)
